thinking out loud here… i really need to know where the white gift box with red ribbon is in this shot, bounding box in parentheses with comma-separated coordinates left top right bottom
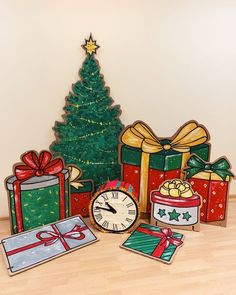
(1, 216, 98, 275)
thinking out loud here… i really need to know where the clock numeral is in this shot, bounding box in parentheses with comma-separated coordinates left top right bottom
(101, 194, 108, 201)
(95, 201, 103, 206)
(112, 223, 118, 231)
(128, 210, 136, 215)
(121, 223, 126, 229)
(112, 192, 119, 199)
(94, 214, 102, 222)
(126, 218, 133, 223)
(122, 196, 127, 202)
(94, 207, 101, 213)
(102, 220, 109, 229)
(126, 202, 134, 208)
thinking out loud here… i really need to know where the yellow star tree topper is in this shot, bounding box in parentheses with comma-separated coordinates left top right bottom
(82, 34, 100, 55)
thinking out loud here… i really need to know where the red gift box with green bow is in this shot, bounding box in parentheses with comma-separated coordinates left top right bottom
(185, 155, 233, 226)
(5, 151, 69, 234)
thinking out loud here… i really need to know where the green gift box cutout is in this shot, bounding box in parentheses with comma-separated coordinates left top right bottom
(5, 151, 69, 234)
(121, 223, 184, 264)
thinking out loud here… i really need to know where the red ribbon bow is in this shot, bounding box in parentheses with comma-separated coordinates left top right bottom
(137, 226, 183, 258)
(12, 151, 66, 233)
(158, 227, 183, 249)
(15, 151, 63, 180)
(6, 224, 88, 257)
(36, 224, 87, 251)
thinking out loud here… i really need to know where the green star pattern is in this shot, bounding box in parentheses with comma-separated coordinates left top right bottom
(168, 209, 181, 221)
(157, 208, 166, 218)
(182, 211, 192, 221)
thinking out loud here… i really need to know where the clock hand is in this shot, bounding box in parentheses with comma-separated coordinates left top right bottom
(95, 206, 116, 214)
(105, 202, 117, 214)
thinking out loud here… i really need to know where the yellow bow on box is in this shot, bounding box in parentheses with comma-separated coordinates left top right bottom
(67, 165, 84, 189)
(120, 121, 209, 212)
(160, 179, 193, 198)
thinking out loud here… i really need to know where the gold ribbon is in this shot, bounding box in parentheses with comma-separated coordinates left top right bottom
(121, 121, 208, 212)
(67, 165, 83, 189)
(160, 179, 193, 198)
(190, 171, 230, 182)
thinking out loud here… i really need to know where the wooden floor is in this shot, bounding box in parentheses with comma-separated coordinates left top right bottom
(1, 200, 236, 295)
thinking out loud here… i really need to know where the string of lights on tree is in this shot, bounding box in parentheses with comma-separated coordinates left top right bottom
(50, 34, 124, 188)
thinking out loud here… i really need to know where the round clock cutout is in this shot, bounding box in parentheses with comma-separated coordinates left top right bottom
(90, 180, 140, 233)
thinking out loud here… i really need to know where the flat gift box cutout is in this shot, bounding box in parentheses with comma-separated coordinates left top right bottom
(1, 215, 99, 276)
(120, 223, 184, 264)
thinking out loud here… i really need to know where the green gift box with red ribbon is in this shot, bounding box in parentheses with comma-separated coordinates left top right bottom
(5, 151, 70, 234)
(120, 223, 184, 264)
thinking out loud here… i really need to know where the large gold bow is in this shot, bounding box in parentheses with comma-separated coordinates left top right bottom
(67, 165, 83, 189)
(121, 121, 209, 212)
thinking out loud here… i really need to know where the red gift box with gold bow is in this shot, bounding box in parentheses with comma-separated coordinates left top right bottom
(119, 121, 210, 214)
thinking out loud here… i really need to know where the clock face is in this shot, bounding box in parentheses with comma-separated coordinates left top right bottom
(90, 189, 139, 233)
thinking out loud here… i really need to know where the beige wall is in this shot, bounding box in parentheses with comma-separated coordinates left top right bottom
(0, 0, 235, 217)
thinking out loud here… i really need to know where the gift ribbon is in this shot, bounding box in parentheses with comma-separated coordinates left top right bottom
(137, 226, 183, 258)
(67, 165, 84, 189)
(159, 179, 193, 198)
(13, 151, 65, 233)
(121, 121, 208, 212)
(185, 155, 234, 180)
(5, 224, 88, 256)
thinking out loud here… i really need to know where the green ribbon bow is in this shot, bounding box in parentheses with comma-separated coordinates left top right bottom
(185, 155, 234, 180)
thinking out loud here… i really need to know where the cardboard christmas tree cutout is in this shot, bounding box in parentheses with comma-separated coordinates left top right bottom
(50, 34, 124, 189)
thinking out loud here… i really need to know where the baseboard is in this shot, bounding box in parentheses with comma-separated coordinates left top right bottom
(0, 217, 9, 221)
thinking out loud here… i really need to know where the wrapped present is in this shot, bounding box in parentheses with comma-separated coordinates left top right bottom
(68, 165, 94, 217)
(0, 216, 98, 276)
(185, 155, 233, 226)
(5, 151, 70, 234)
(150, 179, 201, 231)
(120, 223, 184, 264)
(120, 120, 210, 213)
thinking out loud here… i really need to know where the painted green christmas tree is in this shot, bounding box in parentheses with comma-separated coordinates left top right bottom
(50, 34, 124, 189)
